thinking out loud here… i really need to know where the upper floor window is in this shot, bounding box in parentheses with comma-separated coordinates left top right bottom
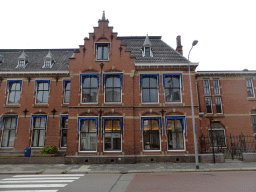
(1, 115, 18, 147)
(141, 74, 158, 103)
(43, 51, 54, 68)
(63, 80, 70, 104)
(213, 79, 220, 95)
(104, 74, 122, 103)
(43, 60, 52, 68)
(35, 80, 50, 104)
(96, 43, 109, 60)
(215, 97, 222, 114)
(246, 79, 254, 97)
(17, 51, 29, 68)
(81, 74, 99, 103)
(203, 80, 210, 95)
(7, 80, 22, 104)
(163, 74, 182, 103)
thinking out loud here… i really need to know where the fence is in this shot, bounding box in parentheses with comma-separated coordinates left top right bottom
(199, 133, 256, 160)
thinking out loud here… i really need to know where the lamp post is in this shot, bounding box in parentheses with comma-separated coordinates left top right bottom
(188, 40, 199, 169)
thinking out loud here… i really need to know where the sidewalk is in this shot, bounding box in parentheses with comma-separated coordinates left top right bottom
(1, 160, 256, 174)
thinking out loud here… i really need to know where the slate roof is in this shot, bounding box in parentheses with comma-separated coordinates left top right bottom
(118, 36, 189, 64)
(0, 49, 77, 73)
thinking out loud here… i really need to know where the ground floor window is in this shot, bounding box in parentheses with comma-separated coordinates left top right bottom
(209, 122, 226, 147)
(1, 116, 17, 147)
(103, 117, 122, 151)
(31, 115, 47, 147)
(60, 115, 68, 147)
(166, 118, 185, 150)
(142, 117, 161, 150)
(79, 118, 97, 151)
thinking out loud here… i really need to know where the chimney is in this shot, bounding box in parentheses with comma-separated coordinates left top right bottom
(176, 35, 183, 55)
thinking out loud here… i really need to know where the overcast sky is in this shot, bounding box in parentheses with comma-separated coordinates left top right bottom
(1, 0, 255, 71)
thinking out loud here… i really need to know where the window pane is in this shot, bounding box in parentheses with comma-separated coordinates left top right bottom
(8, 130, 16, 147)
(8, 92, 15, 103)
(104, 133, 121, 151)
(150, 89, 158, 102)
(113, 120, 121, 131)
(105, 120, 112, 132)
(64, 90, 70, 103)
(38, 130, 45, 147)
(213, 80, 220, 95)
(113, 77, 121, 87)
(1, 130, 9, 147)
(106, 77, 113, 87)
(103, 46, 109, 60)
(88, 120, 96, 132)
(91, 89, 98, 102)
(36, 91, 43, 103)
(65, 82, 70, 90)
(143, 131, 159, 150)
(149, 77, 157, 87)
(142, 89, 150, 102)
(142, 77, 149, 88)
(113, 88, 121, 102)
(145, 47, 150, 56)
(203, 80, 210, 95)
(83, 77, 90, 88)
(42, 91, 49, 103)
(97, 46, 103, 60)
(90, 77, 98, 88)
(32, 130, 39, 147)
(167, 119, 184, 150)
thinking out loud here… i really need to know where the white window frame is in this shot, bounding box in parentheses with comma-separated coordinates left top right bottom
(43, 60, 53, 68)
(1, 115, 18, 148)
(78, 117, 98, 152)
(63, 80, 71, 104)
(60, 115, 68, 148)
(95, 43, 110, 61)
(215, 97, 223, 114)
(141, 116, 161, 152)
(213, 79, 220, 95)
(163, 74, 182, 104)
(35, 80, 50, 104)
(104, 73, 122, 104)
(246, 79, 255, 98)
(81, 75, 99, 104)
(141, 75, 159, 104)
(6, 80, 22, 105)
(103, 116, 122, 152)
(203, 79, 211, 95)
(16, 60, 27, 68)
(205, 97, 212, 114)
(166, 117, 186, 152)
(31, 115, 47, 148)
(142, 47, 153, 57)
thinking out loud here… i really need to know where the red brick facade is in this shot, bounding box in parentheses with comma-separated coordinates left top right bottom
(0, 15, 255, 157)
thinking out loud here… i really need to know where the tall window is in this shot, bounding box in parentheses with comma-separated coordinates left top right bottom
(209, 123, 226, 147)
(205, 97, 212, 113)
(96, 43, 109, 60)
(246, 79, 254, 97)
(31, 116, 47, 147)
(104, 74, 122, 103)
(215, 97, 222, 113)
(142, 118, 161, 150)
(203, 80, 210, 95)
(63, 80, 70, 104)
(252, 116, 256, 134)
(7, 80, 22, 104)
(35, 80, 50, 104)
(166, 118, 185, 150)
(141, 75, 158, 103)
(104, 118, 122, 151)
(81, 75, 98, 103)
(60, 116, 68, 147)
(164, 74, 181, 102)
(213, 79, 220, 95)
(1, 116, 17, 147)
(79, 118, 97, 151)
(145, 47, 150, 57)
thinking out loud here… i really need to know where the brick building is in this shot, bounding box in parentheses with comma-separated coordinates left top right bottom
(0, 13, 255, 161)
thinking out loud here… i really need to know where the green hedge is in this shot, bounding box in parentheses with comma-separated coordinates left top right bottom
(40, 146, 58, 154)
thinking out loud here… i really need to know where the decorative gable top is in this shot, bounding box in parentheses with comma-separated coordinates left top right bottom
(143, 34, 152, 47)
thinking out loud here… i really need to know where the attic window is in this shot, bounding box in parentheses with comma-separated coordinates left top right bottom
(142, 47, 153, 57)
(96, 43, 109, 61)
(16, 60, 27, 68)
(16, 51, 29, 68)
(43, 51, 54, 68)
(145, 47, 150, 57)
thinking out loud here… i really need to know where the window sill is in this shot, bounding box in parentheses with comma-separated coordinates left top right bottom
(247, 97, 256, 101)
(4, 104, 20, 108)
(33, 104, 49, 108)
(61, 104, 69, 107)
(95, 59, 110, 62)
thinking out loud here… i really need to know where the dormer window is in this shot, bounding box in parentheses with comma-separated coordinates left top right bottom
(142, 34, 153, 57)
(96, 43, 109, 61)
(16, 51, 29, 68)
(43, 51, 54, 68)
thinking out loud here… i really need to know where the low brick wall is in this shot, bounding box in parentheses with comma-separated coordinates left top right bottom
(0, 157, 65, 164)
(200, 154, 225, 163)
(65, 155, 196, 164)
(243, 153, 256, 162)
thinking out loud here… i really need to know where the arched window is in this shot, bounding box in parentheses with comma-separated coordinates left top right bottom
(209, 122, 226, 147)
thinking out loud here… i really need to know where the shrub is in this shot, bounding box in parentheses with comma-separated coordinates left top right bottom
(40, 145, 58, 154)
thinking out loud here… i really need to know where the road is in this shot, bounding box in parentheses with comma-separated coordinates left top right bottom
(0, 171, 255, 192)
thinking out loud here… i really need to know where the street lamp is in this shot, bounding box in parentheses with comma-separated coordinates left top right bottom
(188, 40, 199, 169)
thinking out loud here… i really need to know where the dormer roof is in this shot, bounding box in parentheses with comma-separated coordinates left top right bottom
(18, 51, 29, 61)
(143, 34, 152, 47)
